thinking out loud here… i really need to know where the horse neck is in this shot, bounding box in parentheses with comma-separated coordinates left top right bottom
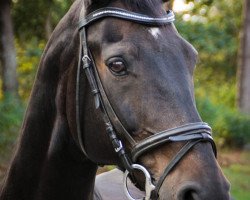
(0, 1, 98, 200)
(0, 96, 98, 200)
(0, 44, 98, 200)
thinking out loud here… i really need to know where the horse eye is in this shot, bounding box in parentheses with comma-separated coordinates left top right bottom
(108, 60, 127, 76)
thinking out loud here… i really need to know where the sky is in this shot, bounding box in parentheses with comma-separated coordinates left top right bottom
(173, 0, 194, 12)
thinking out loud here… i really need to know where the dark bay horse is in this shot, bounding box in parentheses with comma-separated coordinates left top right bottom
(0, 0, 231, 199)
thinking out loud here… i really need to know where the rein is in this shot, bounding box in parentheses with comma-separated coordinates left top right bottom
(76, 7, 217, 200)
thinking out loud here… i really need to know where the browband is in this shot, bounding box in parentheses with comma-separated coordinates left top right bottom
(79, 7, 175, 29)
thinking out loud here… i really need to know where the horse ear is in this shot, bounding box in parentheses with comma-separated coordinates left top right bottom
(163, 0, 172, 10)
(83, 0, 112, 14)
(87, 0, 111, 6)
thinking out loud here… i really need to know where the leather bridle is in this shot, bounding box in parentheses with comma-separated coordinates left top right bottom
(76, 7, 217, 200)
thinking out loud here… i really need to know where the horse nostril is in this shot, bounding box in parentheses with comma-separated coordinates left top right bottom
(182, 190, 198, 200)
(177, 183, 200, 200)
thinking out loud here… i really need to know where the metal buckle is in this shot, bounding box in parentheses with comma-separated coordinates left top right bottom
(123, 164, 155, 200)
(82, 55, 91, 62)
(115, 140, 123, 153)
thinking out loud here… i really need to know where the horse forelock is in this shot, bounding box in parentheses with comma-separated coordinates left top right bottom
(120, 0, 165, 16)
(80, 0, 165, 18)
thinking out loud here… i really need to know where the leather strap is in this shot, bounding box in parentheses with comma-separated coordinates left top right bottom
(78, 26, 135, 171)
(150, 139, 204, 199)
(131, 123, 217, 162)
(75, 29, 88, 156)
(79, 7, 175, 29)
(90, 50, 136, 146)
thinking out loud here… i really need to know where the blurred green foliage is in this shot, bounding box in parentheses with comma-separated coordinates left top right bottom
(223, 151, 250, 199)
(0, 0, 70, 154)
(12, 0, 73, 40)
(0, 95, 24, 156)
(197, 97, 250, 147)
(16, 38, 45, 100)
(175, 0, 249, 147)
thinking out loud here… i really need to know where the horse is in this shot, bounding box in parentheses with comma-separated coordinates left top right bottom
(0, 0, 231, 199)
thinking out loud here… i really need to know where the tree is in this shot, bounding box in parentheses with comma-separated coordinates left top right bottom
(237, 0, 250, 114)
(0, 0, 18, 97)
(12, 0, 73, 40)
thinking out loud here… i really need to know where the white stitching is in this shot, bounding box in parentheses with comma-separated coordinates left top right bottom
(92, 10, 175, 22)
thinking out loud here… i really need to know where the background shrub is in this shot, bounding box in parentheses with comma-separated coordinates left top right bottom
(197, 97, 250, 148)
(0, 96, 24, 156)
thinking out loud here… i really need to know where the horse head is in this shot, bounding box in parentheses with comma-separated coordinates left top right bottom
(79, 0, 231, 199)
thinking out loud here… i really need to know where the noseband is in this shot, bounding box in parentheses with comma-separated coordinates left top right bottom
(77, 7, 217, 200)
